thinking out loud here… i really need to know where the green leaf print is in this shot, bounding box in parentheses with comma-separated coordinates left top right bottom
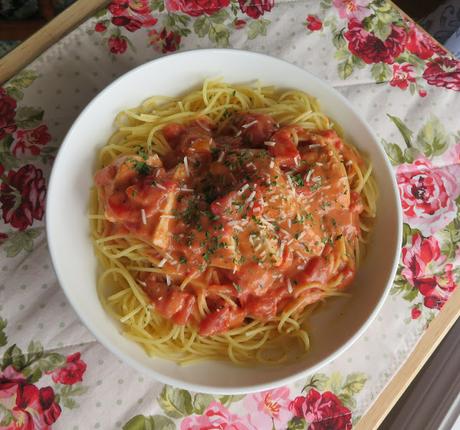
(416, 116, 449, 157)
(403, 287, 419, 302)
(193, 16, 210, 38)
(5, 87, 24, 101)
(338, 57, 353, 79)
(193, 393, 215, 414)
(208, 23, 230, 47)
(8, 69, 39, 88)
(150, 0, 165, 12)
(287, 417, 307, 430)
(123, 414, 176, 430)
(247, 19, 270, 40)
(303, 373, 329, 392)
(341, 372, 367, 396)
(403, 147, 421, 163)
(387, 114, 413, 148)
(2, 344, 25, 370)
(328, 372, 343, 393)
(372, 18, 392, 41)
(217, 394, 245, 406)
(0, 318, 7, 347)
(332, 30, 346, 50)
(37, 352, 66, 372)
(338, 392, 356, 409)
(3, 228, 43, 258)
(0, 135, 19, 170)
(0, 403, 14, 426)
(371, 63, 391, 83)
(440, 217, 460, 259)
(27, 340, 44, 363)
(383, 140, 404, 165)
(14, 106, 44, 129)
(159, 386, 193, 418)
(209, 9, 230, 24)
(54, 383, 89, 409)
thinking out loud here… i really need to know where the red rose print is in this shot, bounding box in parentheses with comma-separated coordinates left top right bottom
(0, 164, 46, 230)
(51, 352, 87, 385)
(0, 87, 17, 140)
(406, 22, 446, 60)
(108, 35, 128, 54)
(419, 88, 427, 97)
(344, 20, 406, 64)
(290, 389, 352, 430)
(108, 0, 129, 16)
(411, 307, 421, 319)
(12, 125, 51, 157)
(165, 0, 230, 17)
(244, 387, 293, 429)
(0, 366, 61, 428)
(111, 15, 143, 32)
(390, 63, 416, 90)
(402, 234, 457, 310)
(95, 21, 107, 32)
(238, 0, 274, 19)
(108, 0, 157, 28)
(181, 401, 249, 429)
(160, 29, 181, 53)
(423, 57, 460, 92)
(420, 264, 456, 310)
(233, 19, 247, 29)
(396, 158, 460, 236)
(401, 232, 441, 285)
(306, 15, 323, 32)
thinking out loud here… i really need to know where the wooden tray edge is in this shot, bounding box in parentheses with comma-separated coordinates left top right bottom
(0, 0, 108, 84)
(356, 286, 460, 429)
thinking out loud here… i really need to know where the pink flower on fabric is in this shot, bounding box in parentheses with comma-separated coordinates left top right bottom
(333, 0, 372, 21)
(180, 401, 250, 430)
(401, 233, 457, 310)
(12, 125, 51, 156)
(423, 57, 460, 92)
(244, 387, 293, 429)
(406, 22, 446, 60)
(289, 389, 352, 430)
(396, 157, 460, 236)
(442, 142, 460, 165)
(0, 366, 61, 429)
(390, 63, 416, 90)
(401, 232, 442, 285)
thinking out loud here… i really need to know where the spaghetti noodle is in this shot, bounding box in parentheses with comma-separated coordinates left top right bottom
(89, 80, 377, 365)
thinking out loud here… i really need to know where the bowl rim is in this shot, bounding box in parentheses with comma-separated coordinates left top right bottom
(46, 48, 402, 394)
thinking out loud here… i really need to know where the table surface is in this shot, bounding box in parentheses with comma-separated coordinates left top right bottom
(0, 1, 460, 429)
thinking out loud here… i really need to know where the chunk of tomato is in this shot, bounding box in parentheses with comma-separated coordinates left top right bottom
(162, 123, 185, 142)
(297, 257, 330, 285)
(199, 307, 230, 336)
(270, 126, 300, 168)
(234, 113, 277, 147)
(171, 294, 196, 325)
(245, 294, 277, 320)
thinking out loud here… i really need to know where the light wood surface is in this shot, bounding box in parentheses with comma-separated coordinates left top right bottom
(0, 0, 108, 84)
(0, 1, 459, 428)
(356, 286, 460, 430)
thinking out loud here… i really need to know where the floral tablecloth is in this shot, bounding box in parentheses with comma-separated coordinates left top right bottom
(1, 0, 460, 429)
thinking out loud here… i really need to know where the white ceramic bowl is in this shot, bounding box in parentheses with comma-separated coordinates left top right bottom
(47, 49, 402, 394)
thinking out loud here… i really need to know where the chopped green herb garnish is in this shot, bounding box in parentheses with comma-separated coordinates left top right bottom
(133, 160, 151, 176)
(292, 173, 304, 187)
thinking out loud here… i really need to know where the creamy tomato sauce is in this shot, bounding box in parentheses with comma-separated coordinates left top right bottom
(95, 113, 364, 336)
